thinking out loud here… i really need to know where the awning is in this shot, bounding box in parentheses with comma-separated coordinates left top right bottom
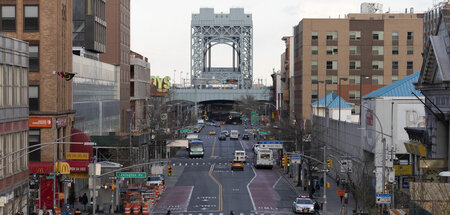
(70, 128, 93, 162)
(29, 162, 53, 174)
(66, 160, 89, 172)
(404, 141, 426, 157)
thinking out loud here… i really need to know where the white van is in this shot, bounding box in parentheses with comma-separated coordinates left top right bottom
(234, 150, 247, 162)
(230, 130, 239, 140)
(254, 149, 273, 169)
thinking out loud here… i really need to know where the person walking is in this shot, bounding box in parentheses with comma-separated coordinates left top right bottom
(229, 210, 235, 215)
(166, 209, 171, 215)
(81, 193, 88, 211)
(314, 201, 321, 215)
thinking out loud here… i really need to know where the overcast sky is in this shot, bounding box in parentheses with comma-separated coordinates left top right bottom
(130, 0, 433, 85)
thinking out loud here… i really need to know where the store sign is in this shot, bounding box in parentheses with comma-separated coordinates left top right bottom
(56, 162, 70, 174)
(29, 118, 52, 128)
(66, 152, 89, 160)
(56, 117, 67, 128)
(69, 172, 88, 178)
(394, 165, 412, 176)
(150, 76, 171, 97)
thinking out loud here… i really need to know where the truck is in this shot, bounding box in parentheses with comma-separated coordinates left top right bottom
(188, 140, 204, 158)
(254, 149, 273, 169)
(230, 130, 239, 140)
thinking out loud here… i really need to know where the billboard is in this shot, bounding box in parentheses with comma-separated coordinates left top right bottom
(150, 76, 171, 97)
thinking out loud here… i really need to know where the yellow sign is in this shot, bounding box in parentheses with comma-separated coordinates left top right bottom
(66, 152, 89, 160)
(419, 158, 448, 169)
(393, 165, 413, 176)
(56, 161, 70, 174)
(404, 141, 426, 157)
(57, 193, 64, 200)
(69, 172, 88, 178)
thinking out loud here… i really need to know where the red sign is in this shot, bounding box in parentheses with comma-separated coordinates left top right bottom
(365, 110, 373, 126)
(29, 118, 52, 128)
(337, 189, 345, 196)
(67, 160, 89, 172)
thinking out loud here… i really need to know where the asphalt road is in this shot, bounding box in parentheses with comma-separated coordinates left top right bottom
(152, 124, 299, 215)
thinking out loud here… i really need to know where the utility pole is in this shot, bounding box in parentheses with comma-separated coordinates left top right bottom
(323, 146, 327, 212)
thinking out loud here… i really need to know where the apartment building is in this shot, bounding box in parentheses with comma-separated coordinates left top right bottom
(293, 13, 423, 125)
(130, 51, 151, 131)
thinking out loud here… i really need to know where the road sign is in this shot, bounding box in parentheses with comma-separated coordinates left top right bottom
(46, 176, 54, 180)
(340, 159, 353, 173)
(259, 131, 269, 135)
(376, 193, 392, 204)
(161, 113, 168, 120)
(116, 172, 147, 178)
(291, 156, 301, 164)
(258, 141, 283, 149)
(180, 129, 191, 133)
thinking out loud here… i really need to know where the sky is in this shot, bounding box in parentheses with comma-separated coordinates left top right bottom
(130, 0, 433, 85)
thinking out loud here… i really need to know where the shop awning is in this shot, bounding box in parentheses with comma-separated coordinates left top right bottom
(29, 162, 53, 174)
(67, 160, 89, 172)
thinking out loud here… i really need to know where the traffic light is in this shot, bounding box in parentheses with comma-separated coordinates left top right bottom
(167, 165, 173, 176)
(327, 158, 333, 168)
(282, 157, 287, 166)
(286, 156, 291, 167)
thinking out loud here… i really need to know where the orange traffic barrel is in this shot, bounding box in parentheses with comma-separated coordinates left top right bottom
(132, 203, 140, 215)
(55, 207, 61, 215)
(124, 203, 131, 215)
(142, 202, 149, 215)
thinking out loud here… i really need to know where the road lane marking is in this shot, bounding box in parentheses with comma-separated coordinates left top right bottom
(272, 176, 282, 189)
(247, 165, 257, 211)
(210, 137, 217, 157)
(208, 164, 223, 211)
(186, 186, 194, 212)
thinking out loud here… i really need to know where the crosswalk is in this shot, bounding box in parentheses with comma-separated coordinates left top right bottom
(171, 162, 252, 167)
(151, 213, 291, 215)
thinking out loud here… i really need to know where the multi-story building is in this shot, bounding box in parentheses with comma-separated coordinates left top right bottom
(293, 13, 423, 126)
(423, 1, 450, 47)
(281, 36, 294, 121)
(1, 0, 75, 210)
(0, 36, 29, 215)
(100, 0, 130, 133)
(130, 51, 151, 131)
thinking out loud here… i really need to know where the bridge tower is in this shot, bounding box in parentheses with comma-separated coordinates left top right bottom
(191, 8, 253, 89)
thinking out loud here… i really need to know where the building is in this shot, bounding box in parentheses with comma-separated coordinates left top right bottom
(100, 0, 131, 133)
(0, 0, 75, 210)
(130, 51, 151, 131)
(293, 13, 423, 128)
(72, 0, 107, 57)
(423, 1, 450, 47)
(0, 36, 29, 215)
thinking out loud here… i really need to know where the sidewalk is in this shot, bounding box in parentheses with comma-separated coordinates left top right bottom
(277, 166, 356, 215)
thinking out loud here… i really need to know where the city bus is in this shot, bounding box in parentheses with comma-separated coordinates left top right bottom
(188, 140, 204, 158)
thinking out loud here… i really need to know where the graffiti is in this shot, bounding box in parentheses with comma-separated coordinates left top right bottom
(405, 110, 426, 127)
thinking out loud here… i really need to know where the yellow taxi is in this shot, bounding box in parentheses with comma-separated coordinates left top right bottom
(231, 160, 244, 171)
(209, 130, 216, 135)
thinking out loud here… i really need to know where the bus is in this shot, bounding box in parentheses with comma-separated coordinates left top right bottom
(188, 140, 204, 158)
(254, 149, 273, 169)
(230, 130, 239, 140)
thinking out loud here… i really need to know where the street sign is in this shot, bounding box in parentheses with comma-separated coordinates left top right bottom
(259, 131, 269, 135)
(46, 176, 54, 180)
(291, 156, 301, 164)
(340, 160, 353, 173)
(116, 172, 147, 178)
(180, 129, 191, 133)
(63, 179, 73, 183)
(258, 141, 283, 149)
(161, 113, 168, 120)
(376, 193, 392, 204)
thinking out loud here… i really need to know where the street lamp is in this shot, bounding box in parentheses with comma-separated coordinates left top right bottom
(359, 75, 371, 125)
(338, 77, 348, 121)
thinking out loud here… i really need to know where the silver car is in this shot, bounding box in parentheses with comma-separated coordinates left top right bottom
(292, 197, 315, 214)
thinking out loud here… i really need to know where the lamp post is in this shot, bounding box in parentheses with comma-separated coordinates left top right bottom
(338, 77, 348, 121)
(359, 75, 371, 125)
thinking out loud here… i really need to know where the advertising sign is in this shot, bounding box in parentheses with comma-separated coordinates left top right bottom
(56, 162, 70, 174)
(150, 76, 171, 97)
(393, 165, 412, 176)
(66, 152, 89, 160)
(29, 118, 52, 128)
(376, 193, 391, 204)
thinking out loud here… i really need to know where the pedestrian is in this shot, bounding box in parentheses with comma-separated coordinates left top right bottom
(340, 195, 343, 203)
(230, 210, 235, 215)
(81, 193, 88, 211)
(166, 209, 171, 215)
(314, 201, 321, 214)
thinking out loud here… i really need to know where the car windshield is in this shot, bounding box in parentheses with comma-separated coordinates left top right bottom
(147, 176, 161, 181)
(190, 143, 203, 151)
(296, 199, 313, 204)
(260, 154, 270, 159)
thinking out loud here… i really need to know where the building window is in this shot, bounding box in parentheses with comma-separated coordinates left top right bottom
(29, 86, 39, 111)
(24, 6, 38, 31)
(1, 6, 16, 31)
(349, 60, 361, 70)
(392, 61, 398, 70)
(326, 90, 337, 95)
(326, 75, 338, 84)
(407, 46, 414, 55)
(392, 46, 399, 55)
(407, 31, 414, 40)
(349, 90, 360, 99)
(311, 46, 318, 55)
(392, 31, 399, 41)
(372, 31, 384, 40)
(312, 31, 318, 40)
(29, 45, 39, 71)
(372, 75, 384, 85)
(311, 61, 318, 70)
(349, 31, 361, 40)
(349, 46, 361, 55)
(326, 61, 337, 70)
(326, 31, 338, 40)
(326, 46, 338, 55)
(29, 130, 41, 162)
(407, 61, 413, 70)
(372, 61, 384, 70)
(352, 106, 360, 115)
(392, 75, 398, 82)
(311, 90, 318, 99)
(372, 46, 384, 55)
(349, 75, 361, 85)
(311, 75, 318, 84)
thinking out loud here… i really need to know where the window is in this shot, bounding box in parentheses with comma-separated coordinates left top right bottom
(29, 130, 41, 162)
(349, 75, 361, 85)
(372, 75, 384, 85)
(349, 90, 360, 99)
(349, 46, 361, 55)
(326, 61, 337, 70)
(392, 61, 398, 70)
(326, 46, 338, 55)
(407, 61, 413, 70)
(311, 61, 318, 70)
(326, 75, 338, 84)
(407, 32, 414, 40)
(311, 90, 318, 99)
(326, 31, 338, 40)
(372, 61, 384, 70)
(392, 46, 399, 55)
(311, 75, 318, 84)
(407, 46, 413, 55)
(352, 106, 360, 115)
(392, 76, 398, 82)
(311, 46, 318, 55)
(326, 90, 337, 95)
(372, 46, 384, 55)
(392, 31, 399, 41)
(372, 31, 384, 40)
(312, 31, 318, 40)
(24, 6, 38, 31)
(1, 6, 16, 31)
(29, 45, 39, 71)
(29, 86, 39, 111)
(349, 31, 361, 40)
(349, 60, 361, 70)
